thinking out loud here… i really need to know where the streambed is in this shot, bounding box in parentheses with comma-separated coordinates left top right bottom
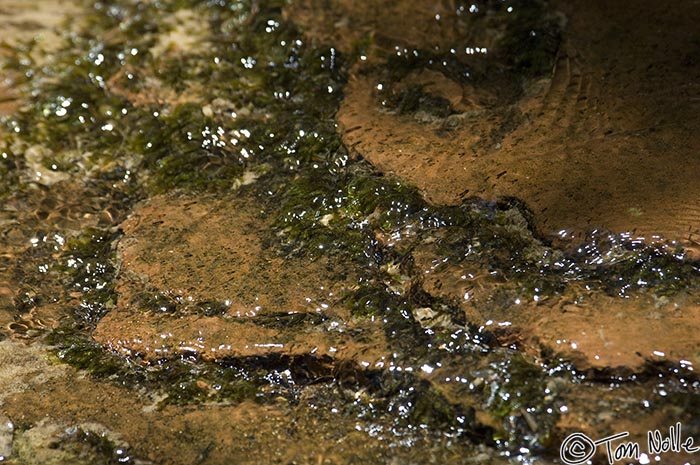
(0, 1, 699, 464)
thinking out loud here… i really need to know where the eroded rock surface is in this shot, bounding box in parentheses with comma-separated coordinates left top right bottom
(291, 0, 700, 373)
(95, 194, 390, 364)
(2, 0, 700, 463)
(335, 0, 700, 249)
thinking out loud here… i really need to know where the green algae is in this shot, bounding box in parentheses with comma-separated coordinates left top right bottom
(571, 236, 698, 297)
(274, 159, 432, 262)
(1, 0, 344, 194)
(134, 103, 246, 193)
(1, 0, 699, 462)
(482, 353, 560, 451)
(383, 84, 456, 118)
(60, 229, 120, 325)
(13, 421, 136, 465)
(47, 327, 130, 379)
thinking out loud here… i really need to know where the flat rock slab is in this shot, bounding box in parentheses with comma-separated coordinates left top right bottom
(414, 244, 700, 372)
(95, 194, 389, 364)
(532, 293, 700, 371)
(336, 0, 700, 249)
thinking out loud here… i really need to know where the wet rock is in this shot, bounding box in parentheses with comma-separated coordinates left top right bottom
(0, 415, 12, 462)
(334, 0, 700, 250)
(288, 0, 700, 375)
(1, 0, 699, 462)
(529, 292, 700, 371)
(13, 420, 143, 465)
(413, 239, 700, 372)
(94, 194, 390, 364)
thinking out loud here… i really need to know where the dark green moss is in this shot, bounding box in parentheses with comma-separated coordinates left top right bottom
(343, 280, 461, 358)
(482, 352, 559, 452)
(277, 154, 698, 304)
(571, 238, 698, 297)
(2, 0, 345, 195)
(383, 84, 455, 118)
(247, 311, 328, 329)
(274, 169, 377, 260)
(46, 326, 135, 379)
(495, 0, 561, 77)
(60, 228, 120, 324)
(158, 353, 338, 406)
(1, 25, 144, 174)
(274, 162, 432, 262)
(330, 366, 494, 441)
(134, 103, 246, 193)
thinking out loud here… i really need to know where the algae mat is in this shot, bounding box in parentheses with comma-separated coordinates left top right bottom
(1, 1, 700, 464)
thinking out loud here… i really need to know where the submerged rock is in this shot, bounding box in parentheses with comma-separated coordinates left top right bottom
(334, 0, 700, 251)
(415, 240, 700, 371)
(95, 194, 390, 365)
(2, 0, 700, 462)
(291, 0, 700, 374)
(13, 420, 141, 465)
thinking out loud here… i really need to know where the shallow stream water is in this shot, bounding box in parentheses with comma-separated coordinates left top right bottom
(0, 1, 699, 464)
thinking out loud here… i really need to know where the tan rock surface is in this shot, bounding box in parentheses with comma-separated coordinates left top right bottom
(287, 0, 700, 373)
(337, 0, 700, 249)
(94, 194, 390, 364)
(415, 241, 700, 371)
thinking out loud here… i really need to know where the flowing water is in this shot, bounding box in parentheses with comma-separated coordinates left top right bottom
(0, 1, 699, 464)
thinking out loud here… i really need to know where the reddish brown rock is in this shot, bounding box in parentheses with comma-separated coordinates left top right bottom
(291, 0, 700, 374)
(94, 194, 389, 364)
(414, 242, 700, 372)
(336, 0, 700, 250)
